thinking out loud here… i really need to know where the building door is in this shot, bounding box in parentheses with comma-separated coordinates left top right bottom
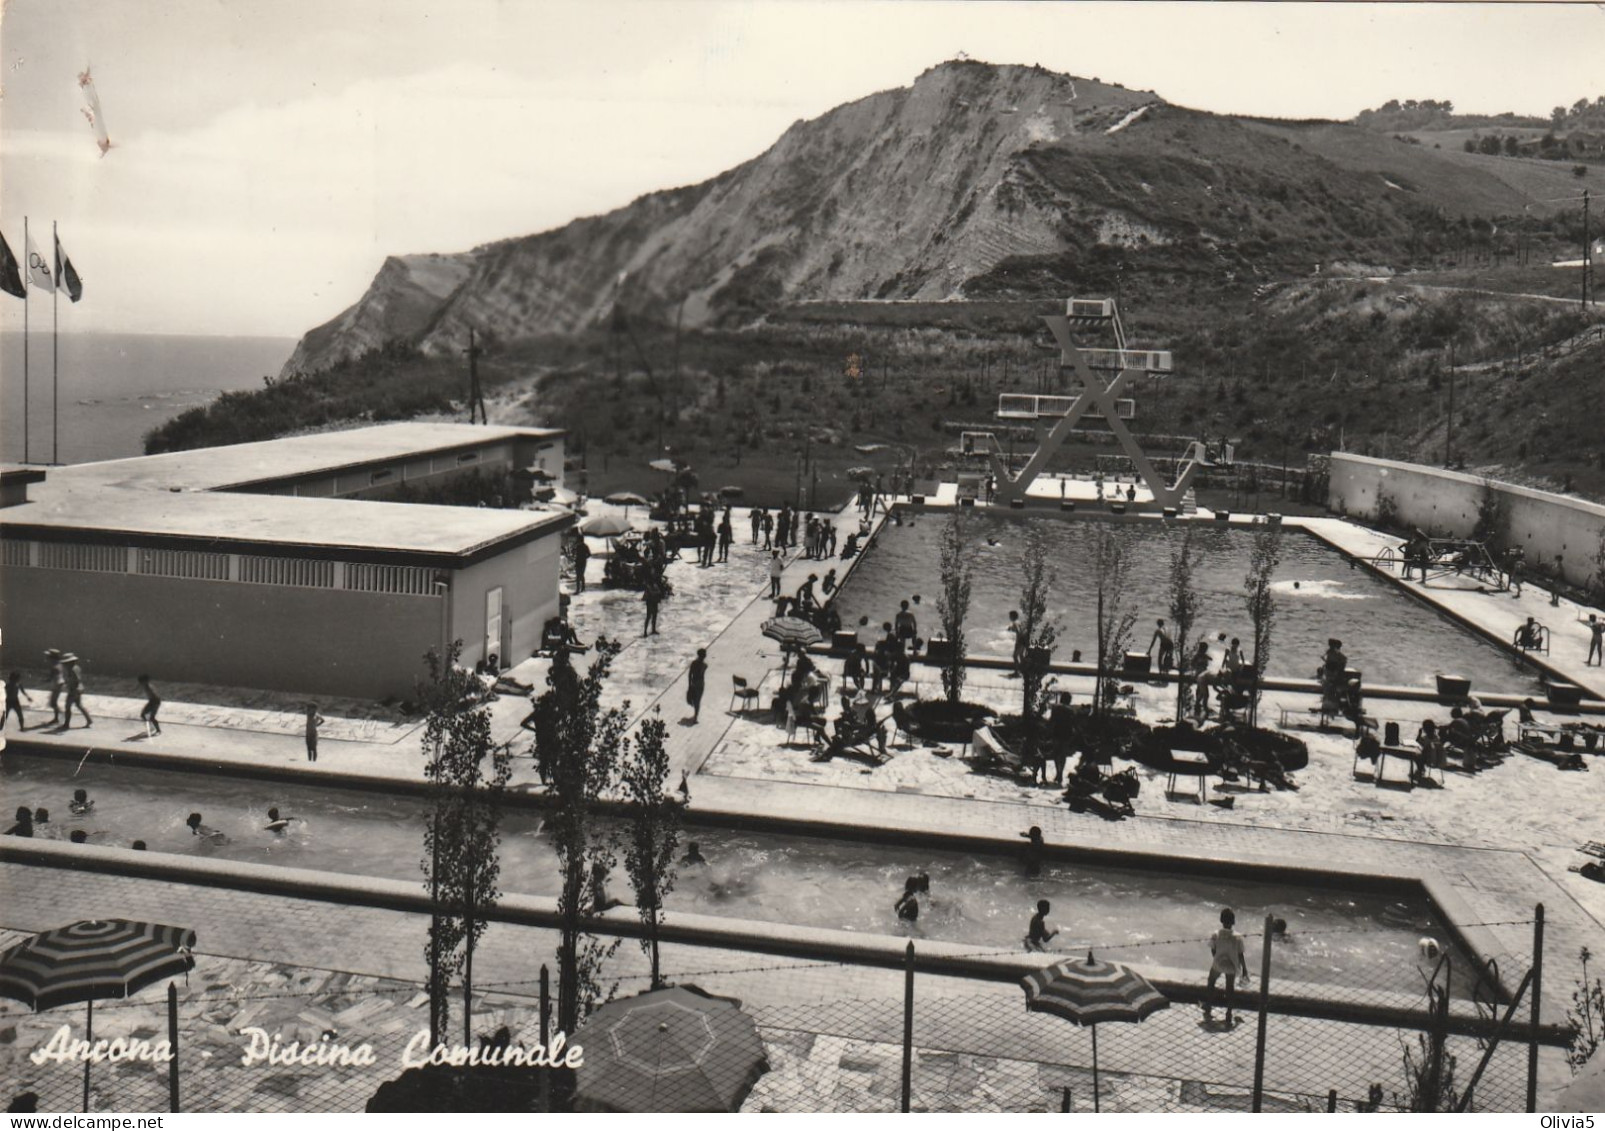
(485, 586, 503, 667)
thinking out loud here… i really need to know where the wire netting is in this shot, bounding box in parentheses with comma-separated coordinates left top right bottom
(0, 915, 1563, 1114)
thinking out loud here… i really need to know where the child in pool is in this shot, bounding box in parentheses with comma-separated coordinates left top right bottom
(265, 807, 294, 833)
(69, 789, 94, 816)
(680, 842, 707, 867)
(895, 876, 923, 922)
(1026, 900, 1059, 951)
(186, 812, 228, 844)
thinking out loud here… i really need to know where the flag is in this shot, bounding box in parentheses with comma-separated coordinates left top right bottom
(78, 66, 112, 157)
(0, 233, 24, 299)
(55, 235, 83, 303)
(24, 231, 54, 293)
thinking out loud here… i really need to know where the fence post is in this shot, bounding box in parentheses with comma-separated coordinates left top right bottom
(1326, 1089, 1337, 1113)
(168, 982, 180, 1113)
(1251, 913, 1273, 1113)
(1527, 903, 1543, 1114)
(1061, 1087, 1073, 1112)
(540, 964, 551, 1051)
(901, 941, 915, 1113)
(539, 965, 551, 1113)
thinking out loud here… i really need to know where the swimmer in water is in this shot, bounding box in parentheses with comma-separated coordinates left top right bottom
(265, 807, 294, 833)
(1020, 826, 1045, 879)
(986, 536, 1003, 548)
(680, 842, 708, 867)
(895, 876, 922, 922)
(589, 861, 624, 912)
(70, 830, 89, 844)
(1272, 917, 1290, 942)
(131, 840, 147, 851)
(7, 806, 34, 837)
(1025, 900, 1059, 951)
(70, 789, 94, 816)
(186, 812, 228, 843)
(33, 807, 49, 825)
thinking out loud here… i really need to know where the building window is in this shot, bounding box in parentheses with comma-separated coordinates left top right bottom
(456, 451, 480, 465)
(345, 563, 438, 596)
(37, 542, 127, 573)
(370, 468, 395, 486)
(137, 548, 229, 581)
(238, 555, 335, 588)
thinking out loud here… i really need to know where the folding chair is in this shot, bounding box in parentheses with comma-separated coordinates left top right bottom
(729, 674, 762, 714)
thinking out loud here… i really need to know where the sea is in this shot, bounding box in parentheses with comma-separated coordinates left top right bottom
(0, 332, 297, 466)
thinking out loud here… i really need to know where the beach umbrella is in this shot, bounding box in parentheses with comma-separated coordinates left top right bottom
(546, 486, 581, 508)
(717, 486, 744, 499)
(761, 617, 823, 651)
(0, 919, 196, 1111)
(1021, 952, 1168, 1112)
(649, 458, 681, 474)
(573, 985, 768, 1112)
(580, 513, 633, 538)
(761, 617, 823, 680)
(845, 466, 876, 479)
(605, 492, 650, 507)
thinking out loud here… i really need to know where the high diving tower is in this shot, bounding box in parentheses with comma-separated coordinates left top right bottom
(970, 298, 1226, 510)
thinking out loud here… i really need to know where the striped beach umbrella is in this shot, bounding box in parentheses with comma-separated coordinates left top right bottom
(573, 985, 768, 1112)
(0, 919, 195, 1111)
(1021, 951, 1168, 1112)
(760, 617, 823, 650)
(0, 919, 195, 1010)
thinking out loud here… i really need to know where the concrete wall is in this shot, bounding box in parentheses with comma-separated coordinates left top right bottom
(447, 533, 564, 670)
(1328, 454, 1605, 587)
(0, 567, 441, 700)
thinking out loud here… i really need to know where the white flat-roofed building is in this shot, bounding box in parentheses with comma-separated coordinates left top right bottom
(1, 423, 570, 700)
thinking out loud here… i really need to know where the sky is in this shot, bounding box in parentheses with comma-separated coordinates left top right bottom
(1, 0, 1602, 339)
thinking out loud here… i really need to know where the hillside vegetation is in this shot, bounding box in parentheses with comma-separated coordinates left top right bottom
(148, 61, 1605, 503)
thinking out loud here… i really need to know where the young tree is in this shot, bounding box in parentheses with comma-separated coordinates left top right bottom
(528, 638, 628, 1037)
(620, 710, 680, 989)
(936, 515, 974, 704)
(1242, 527, 1285, 727)
(1016, 525, 1060, 773)
(418, 641, 512, 1047)
(1091, 523, 1139, 717)
(1166, 525, 1202, 722)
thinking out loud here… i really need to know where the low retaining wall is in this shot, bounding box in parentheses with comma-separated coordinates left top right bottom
(1327, 454, 1605, 590)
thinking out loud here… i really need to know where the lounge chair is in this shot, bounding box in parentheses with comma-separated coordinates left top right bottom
(967, 725, 1035, 783)
(811, 702, 890, 765)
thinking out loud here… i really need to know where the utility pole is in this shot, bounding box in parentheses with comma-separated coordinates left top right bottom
(1445, 342, 1455, 468)
(1583, 188, 1592, 308)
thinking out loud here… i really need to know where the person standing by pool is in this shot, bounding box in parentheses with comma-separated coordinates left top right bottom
(573, 536, 590, 593)
(686, 649, 708, 724)
(894, 600, 918, 651)
(768, 551, 784, 599)
(844, 642, 867, 691)
(58, 655, 91, 730)
(1587, 614, 1603, 667)
(3, 671, 32, 731)
(304, 703, 325, 762)
(1205, 908, 1250, 1026)
(137, 675, 162, 739)
(1148, 620, 1174, 672)
(642, 578, 663, 636)
(761, 509, 774, 550)
(1007, 610, 1025, 675)
(717, 509, 733, 563)
(43, 649, 65, 727)
(750, 508, 763, 546)
(1025, 900, 1059, 951)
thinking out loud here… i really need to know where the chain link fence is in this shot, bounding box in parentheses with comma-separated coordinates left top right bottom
(1, 912, 1566, 1114)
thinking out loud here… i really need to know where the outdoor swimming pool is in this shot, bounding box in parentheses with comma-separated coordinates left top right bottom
(4, 757, 1474, 995)
(833, 514, 1538, 692)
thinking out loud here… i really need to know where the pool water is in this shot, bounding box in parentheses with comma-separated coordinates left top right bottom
(834, 515, 1538, 692)
(3, 758, 1473, 995)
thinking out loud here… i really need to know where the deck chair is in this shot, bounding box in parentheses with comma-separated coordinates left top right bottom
(967, 725, 1035, 783)
(890, 700, 917, 748)
(812, 703, 890, 765)
(729, 674, 762, 714)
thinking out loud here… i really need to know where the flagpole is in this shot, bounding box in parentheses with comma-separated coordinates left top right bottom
(23, 216, 30, 465)
(53, 220, 60, 465)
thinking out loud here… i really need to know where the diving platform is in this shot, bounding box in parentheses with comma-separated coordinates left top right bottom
(982, 296, 1222, 511)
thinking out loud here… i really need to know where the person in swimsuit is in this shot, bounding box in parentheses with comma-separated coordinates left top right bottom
(69, 789, 94, 816)
(1205, 908, 1250, 1025)
(1026, 900, 1059, 951)
(186, 812, 228, 844)
(3, 671, 32, 731)
(680, 843, 707, 867)
(137, 675, 162, 738)
(895, 877, 921, 923)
